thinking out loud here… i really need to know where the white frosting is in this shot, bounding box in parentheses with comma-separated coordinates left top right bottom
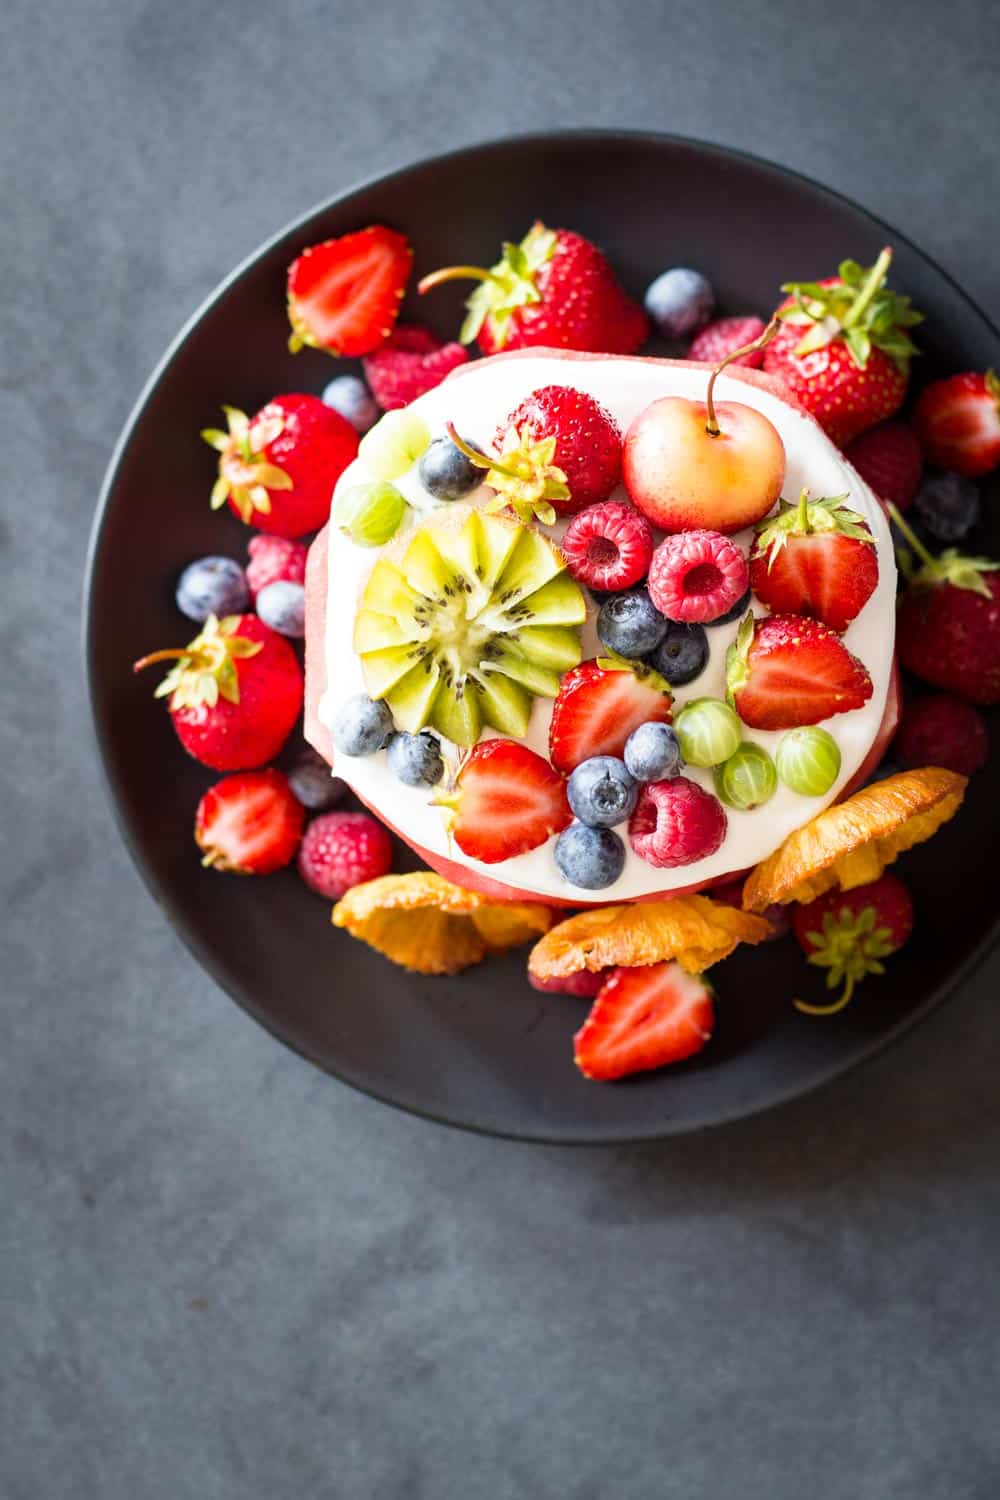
(319, 353, 896, 900)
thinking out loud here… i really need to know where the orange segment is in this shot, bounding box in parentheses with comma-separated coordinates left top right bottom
(528, 894, 773, 981)
(332, 871, 554, 975)
(743, 767, 966, 911)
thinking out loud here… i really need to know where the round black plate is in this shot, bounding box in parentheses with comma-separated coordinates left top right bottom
(85, 131, 1000, 1143)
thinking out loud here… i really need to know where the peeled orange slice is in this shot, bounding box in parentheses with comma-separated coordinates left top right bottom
(528, 894, 773, 982)
(742, 767, 966, 912)
(332, 871, 554, 975)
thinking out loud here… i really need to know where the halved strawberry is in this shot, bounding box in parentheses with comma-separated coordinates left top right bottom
(748, 491, 878, 633)
(195, 769, 305, 875)
(443, 739, 571, 864)
(548, 659, 673, 775)
(726, 613, 873, 730)
(574, 961, 714, 1081)
(286, 227, 412, 358)
(913, 369, 1000, 478)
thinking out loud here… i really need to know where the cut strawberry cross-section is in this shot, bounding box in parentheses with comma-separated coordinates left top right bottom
(574, 961, 714, 1081)
(726, 613, 872, 731)
(549, 658, 673, 775)
(438, 739, 571, 865)
(748, 490, 878, 634)
(286, 226, 412, 358)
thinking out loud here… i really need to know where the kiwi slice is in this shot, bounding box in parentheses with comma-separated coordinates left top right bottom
(354, 510, 586, 746)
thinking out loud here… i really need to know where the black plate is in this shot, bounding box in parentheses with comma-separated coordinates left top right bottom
(85, 131, 1000, 1143)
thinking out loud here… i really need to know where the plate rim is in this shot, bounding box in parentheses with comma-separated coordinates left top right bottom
(83, 127, 1000, 1145)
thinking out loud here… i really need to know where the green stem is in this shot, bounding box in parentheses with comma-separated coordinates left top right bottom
(794, 973, 855, 1016)
(842, 246, 892, 331)
(133, 648, 185, 674)
(704, 316, 780, 436)
(887, 501, 935, 571)
(418, 265, 496, 295)
(444, 422, 494, 472)
(796, 488, 811, 532)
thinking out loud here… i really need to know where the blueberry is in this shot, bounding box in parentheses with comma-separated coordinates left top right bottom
(706, 587, 751, 627)
(322, 374, 379, 433)
(387, 730, 444, 787)
(418, 435, 482, 501)
(644, 267, 715, 340)
(597, 591, 667, 658)
(567, 756, 638, 828)
(332, 695, 394, 757)
(624, 722, 683, 782)
(256, 580, 306, 638)
(287, 746, 348, 810)
(554, 822, 626, 889)
(912, 471, 980, 543)
(175, 556, 249, 623)
(648, 621, 709, 686)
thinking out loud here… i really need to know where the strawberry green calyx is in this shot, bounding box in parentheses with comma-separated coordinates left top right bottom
(794, 904, 895, 1014)
(724, 610, 756, 705)
(779, 246, 923, 372)
(754, 489, 872, 570)
(596, 651, 672, 696)
(418, 223, 558, 347)
(445, 421, 570, 527)
(888, 502, 1000, 598)
(987, 369, 1000, 409)
(132, 615, 262, 710)
(202, 406, 293, 524)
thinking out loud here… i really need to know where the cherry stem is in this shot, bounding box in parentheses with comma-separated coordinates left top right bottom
(418, 266, 496, 296)
(132, 648, 185, 674)
(704, 316, 781, 436)
(842, 246, 892, 331)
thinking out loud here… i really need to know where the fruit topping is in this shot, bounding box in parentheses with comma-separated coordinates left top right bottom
(628, 777, 727, 869)
(256, 580, 306, 638)
(358, 409, 431, 480)
(566, 756, 638, 828)
(647, 529, 749, 624)
(548, 658, 672, 776)
(775, 726, 842, 796)
(331, 694, 395, 757)
(133, 614, 302, 771)
(842, 421, 922, 510)
(195, 769, 305, 875)
(714, 742, 778, 811)
(321, 374, 379, 434)
(298, 809, 393, 900)
(914, 369, 1000, 478)
(647, 621, 709, 687)
(334, 480, 407, 546)
(444, 421, 570, 526)
(763, 248, 922, 445)
(286, 227, 412, 357)
(673, 698, 742, 768)
(644, 267, 715, 339)
(597, 590, 667, 658)
(560, 501, 653, 592)
(688, 315, 767, 368)
(793, 872, 913, 1014)
(623, 722, 683, 782)
(440, 739, 571, 864)
(574, 962, 714, 1081)
(418, 221, 648, 356)
(287, 745, 348, 811)
(362, 325, 469, 410)
(386, 729, 445, 787)
(554, 823, 626, 890)
(894, 694, 989, 778)
(911, 471, 980, 543)
(748, 490, 878, 634)
(494, 385, 623, 517)
(355, 510, 584, 746)
(245, 535, 308, 601)
(176, 556, 249, 623)
(726, 612, 873, 730)
(203, 395, 359, 537)
(418, 435, 483, 501)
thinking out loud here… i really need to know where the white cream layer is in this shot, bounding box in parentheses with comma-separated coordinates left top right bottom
(319, 353, 896, 900)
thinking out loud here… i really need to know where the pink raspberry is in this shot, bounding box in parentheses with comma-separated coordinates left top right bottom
(362, 324, 469, 411)
(688, 316, 767, 369)
(245, 535, 308, 601)
(559, 501, 653, 591)
(297, 811, 393, 899)
(628, 777, 727, 869)
(894, 693, 989, 777)
(647, 530, 749, 623)
(528, 968, 606, 997)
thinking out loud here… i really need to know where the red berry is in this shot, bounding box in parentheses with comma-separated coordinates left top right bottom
(893, 528, 1000, 704)
(688, 316, 767, 368)
(726, 613, 873, 730)
(297, 811, 393, 899)
(496, 385, 622, 516)
(793, 873, 913, 1012)
(195, 769, 305, 875)
(748, 492, 878, 634)
(448, 740, 571, 864)
(842, 421, 923, 511)
(647, 529, 749, 624)
(362, 324, 469, 411)
(286, 226, 412, 357)
(549, 660, 672, 776)
(559, 502, 653, 590)
(914, 370, 1000, 478)
(528, 968, 606, 997)
(245, 535, 308, 601)
(628, 777, 727, 869)
(574, 961, 714, 1081)
(894, 693, 988, 777)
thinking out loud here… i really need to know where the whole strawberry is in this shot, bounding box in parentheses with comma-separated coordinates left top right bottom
(893, 507, 1000, 704)
(202, 394, 358, 538)
(748, 490, 878, 633)
(793, 872, 913, 1014)
(134, 614, 303, 770)
(418, 221, 648, 356)
(763, 248, 922, 445)
(495, 386, 622, 518)
(842, 421, 923, 511)
(914, 369, 1000, 478)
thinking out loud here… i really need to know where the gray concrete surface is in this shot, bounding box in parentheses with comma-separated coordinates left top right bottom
(3, 1, 1000, 1495)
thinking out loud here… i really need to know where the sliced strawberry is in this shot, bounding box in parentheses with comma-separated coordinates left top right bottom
(549, 659, 672, 776)
(726, 613, 873, 730)
(195, 769, 305, 875)
(574, 962, 714, 1081)
(286, 227, 412, 358)
(913, 369, 1000, 478)
(748, 492, 878, 633)
(446, 739, 570, 864)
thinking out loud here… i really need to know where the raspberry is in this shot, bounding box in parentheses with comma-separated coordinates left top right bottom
(297, 811, 393, 899)
(688, 316, 767, 369)
(647, 530, 749, 624)
(362, 324, 468, 411)
(245, 535, 308, 601)
(843, 422, 923, 511)
(894, 693, 989, 777)
(528, 968, 606, 997)
(559, 502, 653, 590)
(628, 777, 727, 868)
